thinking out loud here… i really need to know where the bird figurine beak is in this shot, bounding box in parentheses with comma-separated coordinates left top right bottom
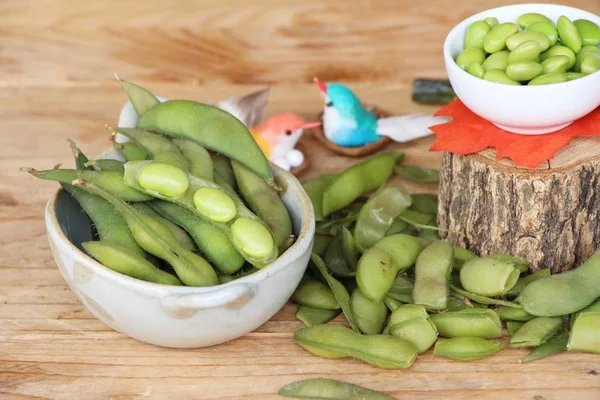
(300, 121, 321, 130)
(313, 77, 327, 95)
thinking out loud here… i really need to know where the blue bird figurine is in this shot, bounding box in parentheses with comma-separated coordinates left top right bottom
(314, 77, 447, 147)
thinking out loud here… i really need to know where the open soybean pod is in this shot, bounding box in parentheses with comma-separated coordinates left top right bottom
(292, 280, 340, 310)
(519, 250, 600, 317)
(354, 185, 412, 252)
(278, 378, 395, 400)
(295, 306, 341, 327)
(123, 160, 278, 268)
(322, 152, 399, 217)
(136, 100, 275, 186)
(567, 312, 600, 354)
(509, 317, 564, 347)
(350, 288, 388, 334)
(324, 235, 355, 277)
(131, 203, 196, 252)
(433, 337, 504, 361)
(430, 308, 503, 339)
(73, 180, 218, 287)
(495, 306, 534, 322)
(356, 234, 423, 302)
(412, 241, 454, 310)
(388, 304, 438, 353)
(459, 257, 520, 297)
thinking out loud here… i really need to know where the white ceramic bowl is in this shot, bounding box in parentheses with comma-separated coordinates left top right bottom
(45, 159, 315, 348)
(445, 3, 600, 135)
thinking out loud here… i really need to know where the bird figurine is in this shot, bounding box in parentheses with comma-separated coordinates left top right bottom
(250, 113, 320, 172)
(314, 77, 448, 147)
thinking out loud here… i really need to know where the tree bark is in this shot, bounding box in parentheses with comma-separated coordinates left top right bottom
(437, 138, 600, 273)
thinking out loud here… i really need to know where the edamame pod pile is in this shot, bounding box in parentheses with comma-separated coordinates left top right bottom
(24, 81, 296, 287)
(456, 13, 600, 84)
(293, 153, 600, 370)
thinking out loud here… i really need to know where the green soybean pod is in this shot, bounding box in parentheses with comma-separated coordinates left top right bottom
(384, 296, 404, 312)
(506, 61, 544, 81)
(131, 202, 196, 252)
(118, 78, 160, 116)
(212, 153, 237, 190)
(409, 193, 438, 214)
(482, 50, 509, 71)
(506, 321, 524, 336)
(484, 69, 521, 85)
(526, 21, 559, 46)
(540, 45, 576, 69)
(292, 280, 340, 310)
(313, 234, 332, 257)
(412, 241, 454, 310)
(507, 31, 551, 52)
(430, 308, 502, 339)
(567, 312, 600, 354)
(580, 53, 600, 75)
(522, 328, 569, 362)
(171, 138, 214, 181)
(278, 378, 396, 400)
(341, 227, 359, 267)
(557, 15, 583, 54)
(453, 246, 477, 270)
(460, 257, 520, 296)
(509, 317, 564, 347)
(85, 159, 125, 172)
(464, 21, 491, 49)
(489, 254, 528, 274)
(112, 140, 148, 161)
(350, 288, 388, 334)
(295, 306, 341, 327)
(302, 175, 334, 222)
(541, 55, 571, 73)
(388, 304, 438, 353)
(322, 152, 398, 217)
(484, 22, 519, 53)
(485, 17, 499, 28)
(571, 298, 600, 328)
(232, 161, 293, 251)
(394, 165, 440, 183)
(506, 269, 551, 296)
(82, 241, 181, 285)
(574, 19, 600, 46)
(519, 250, 600, 317)
(456, 47, 486, 69)
(324, 235, 355, 277)
(517, 13, 553, 29)
(386, 275, 414, 302)
(466, 62, 485, 79)
(507, 41, 543, 63)
(354, 186, 411, 252)
(495, 306, 534, 322)
(434, 337, 504, 361)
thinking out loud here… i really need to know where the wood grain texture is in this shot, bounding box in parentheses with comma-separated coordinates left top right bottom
(2, 0, 600, 398)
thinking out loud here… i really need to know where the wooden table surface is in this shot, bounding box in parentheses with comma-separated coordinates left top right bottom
(2, 1, 600, 399)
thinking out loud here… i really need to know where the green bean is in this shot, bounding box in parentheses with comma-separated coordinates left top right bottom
(449, 284, 522, 308)
(484, 69, 520, 85)
(495, 306, 534, 322)
(278, 378, 395, 400)
(149, 200, 244, 274)
(350, 288, 387, 335)
(384, 296, 404, 312)
(485, 17, 499, 28)
(292, 280, 340, 310)
(85, 159, 125, 172)
(527, 21, 559, 46)
(294, 324, 418, 369)
(431, 308, 502, 339)
(456, 47, 486, 69)
(506, 321, 524, 336)
(73, 180, 218, 287)
(322, 152, 398, 217)
(540, 45, 577, 69)
(171, 138, 213, 181)
(519, 250, 600, 317)
(394, 165, 440, 183)
(137, 100, 274, 185)
(82, 241, 181, 285)
(466, 62, 485, 78)
(124, 160, 277, 267)
(509, 317, 564, 347)
(522, 328, 569, 362)
(507, 269, 550, 297)
(507, 32, 551, 52)
(508, 41, 543, 63)
(459, 257, 520, 296)
(232, 161, 293, 251)
(354, 186, 411, 251)
(131, 202, 196, 252)
(557, 16, 582, 54)
(312, 254, 359, 332)
(517, 13, 553, 29)
(453, 246, 477, 270)
(388, 304, 438, 353)
(112, 139, 148, 161)
(464, 21, 491, 50)
(295, 306, 341, 327)
(506, 60, 544, 81)
(118, 78, 160, 116)
(567, 312, 600, 354)
(482, 50, 509, 71)
(433, 337, 504, 361)
(412, 241, 453, 310)
(22, 167, 152, 202)
(356, 234, 423, 302)
(484, 22, 519, 53)
(574, 19, 600, 46)
(324, 235, 355, 277)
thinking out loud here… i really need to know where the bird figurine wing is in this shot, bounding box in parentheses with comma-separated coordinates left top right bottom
(216, 87, 271, 128)
(376, 114, 450, 143)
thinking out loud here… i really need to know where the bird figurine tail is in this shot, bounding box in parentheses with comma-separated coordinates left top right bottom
(216, 87, 271, 128)
(376, 114, 450, 143)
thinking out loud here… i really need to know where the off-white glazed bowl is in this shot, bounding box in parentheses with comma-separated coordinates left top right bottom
(444, 4, 600, 135)
(45, 156, 315, 348)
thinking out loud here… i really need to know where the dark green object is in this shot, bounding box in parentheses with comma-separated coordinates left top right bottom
(412, 78, 456, 105)
(324, 235, 356, 278)
(410, 193, 438, 214)
(395, 165, 440, 183)
(522, 328, 569, 362)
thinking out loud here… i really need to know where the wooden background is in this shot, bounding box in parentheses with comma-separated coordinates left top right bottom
(1, 0, 600, 399)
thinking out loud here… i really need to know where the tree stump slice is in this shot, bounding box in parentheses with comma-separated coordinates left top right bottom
(438, 137, 600, 273)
